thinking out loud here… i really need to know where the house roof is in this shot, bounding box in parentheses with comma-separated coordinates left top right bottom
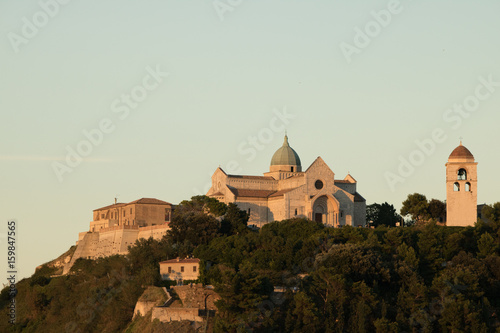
(304, 156, 326, 173)
(227, 187, 276, 198)
(354, 192, 366, 202)
(269, 188, 296, 198)
(94, 203, 126, 211)
(94, 198, 171, 211)
(160, 258, 201, 264)
(226, 186, 299, 199)
(228, 175, 275, 181)
(128, 198, 172, 205)
(449, 142, 474, 161)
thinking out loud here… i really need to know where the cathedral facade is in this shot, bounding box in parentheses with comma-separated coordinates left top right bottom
(207, 135, 366, 228)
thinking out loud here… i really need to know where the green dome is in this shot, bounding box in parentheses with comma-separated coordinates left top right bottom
(270, 135, 301, 167)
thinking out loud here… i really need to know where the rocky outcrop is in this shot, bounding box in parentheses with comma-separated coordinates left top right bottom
(150, 284, 220, 324)
(133, 286, 170, 318)
(36, 246, 76, 276)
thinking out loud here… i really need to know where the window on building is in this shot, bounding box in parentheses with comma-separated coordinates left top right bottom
(193, 266, 197, 272)
(165, 209, 170, 222)
(465, 182, 471, 191)
(457, 169, 467, 180)
(123, 211, 125, 217)
(248, 208, 251, 215)
(181, 266, 184, 272)
(130, 208, 132, 214)
(168, 267, 171, 273)
(101, 214, 104, 218)
(315, 180, 324, 190)
(291, 166, 294, 172)
(295, 208, 297, 216)
(454, 182, 460, 191)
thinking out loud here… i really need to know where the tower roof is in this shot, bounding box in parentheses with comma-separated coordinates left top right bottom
(448, 142, 474, 162)
(270, 135, 301, 167)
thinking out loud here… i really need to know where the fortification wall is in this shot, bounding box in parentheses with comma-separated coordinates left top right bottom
(96, 227, 139, 257)
(64, 224, 170, 274)
(138, 224, 170, 241)
(63, 232, 99, 274)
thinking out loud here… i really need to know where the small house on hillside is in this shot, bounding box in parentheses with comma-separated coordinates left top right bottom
(160, 258, 200, 282)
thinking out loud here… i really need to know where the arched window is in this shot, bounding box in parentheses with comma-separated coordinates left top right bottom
(457, 168, 467, 180)
(465, 182, 471, 192)
(454, 182, 460, 191)
(294, 208, 298, 216)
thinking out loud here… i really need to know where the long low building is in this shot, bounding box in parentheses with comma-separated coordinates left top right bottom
(63, 198, 173, 274)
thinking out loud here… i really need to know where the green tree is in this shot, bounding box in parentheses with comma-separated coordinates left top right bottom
(481, 202, 500, 224)
(477, 232, 498, 258)
(428, 199, 446, 223)
(417, 222, 445, 282)
(213, 266, 273, 332)
(286, 292, 319, 332)
(177, 195, 228, 216)
(168, 197, 222, 247)
(367, 202, 401, 227)
(220, 202, 249, 236)
(401, 193, 429, 225)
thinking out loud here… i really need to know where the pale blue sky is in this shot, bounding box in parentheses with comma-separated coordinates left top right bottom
(1, 0, 500, 280)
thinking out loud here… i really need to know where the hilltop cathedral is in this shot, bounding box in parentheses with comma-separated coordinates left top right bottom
(207, 135, 366, 228)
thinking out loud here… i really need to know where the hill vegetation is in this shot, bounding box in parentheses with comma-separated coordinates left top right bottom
(2, 196, 500, 332)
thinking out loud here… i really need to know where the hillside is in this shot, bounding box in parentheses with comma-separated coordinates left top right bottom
(2, 197, 500, 332)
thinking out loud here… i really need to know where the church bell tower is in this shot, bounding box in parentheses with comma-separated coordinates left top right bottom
(445, 142, 477, 227)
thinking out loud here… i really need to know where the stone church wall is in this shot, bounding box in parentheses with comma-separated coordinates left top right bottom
(353, 201, 367, 227)
(235, 198, 270, 227)
(228, 178, 277, 191)
(268, 197, 286, 222)
(334, 182, 356, 195)
(276, 175, 304, 190)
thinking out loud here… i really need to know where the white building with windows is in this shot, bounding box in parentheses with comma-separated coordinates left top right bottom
(160, 258, 200, 282)
(206, 135, 366, 228)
